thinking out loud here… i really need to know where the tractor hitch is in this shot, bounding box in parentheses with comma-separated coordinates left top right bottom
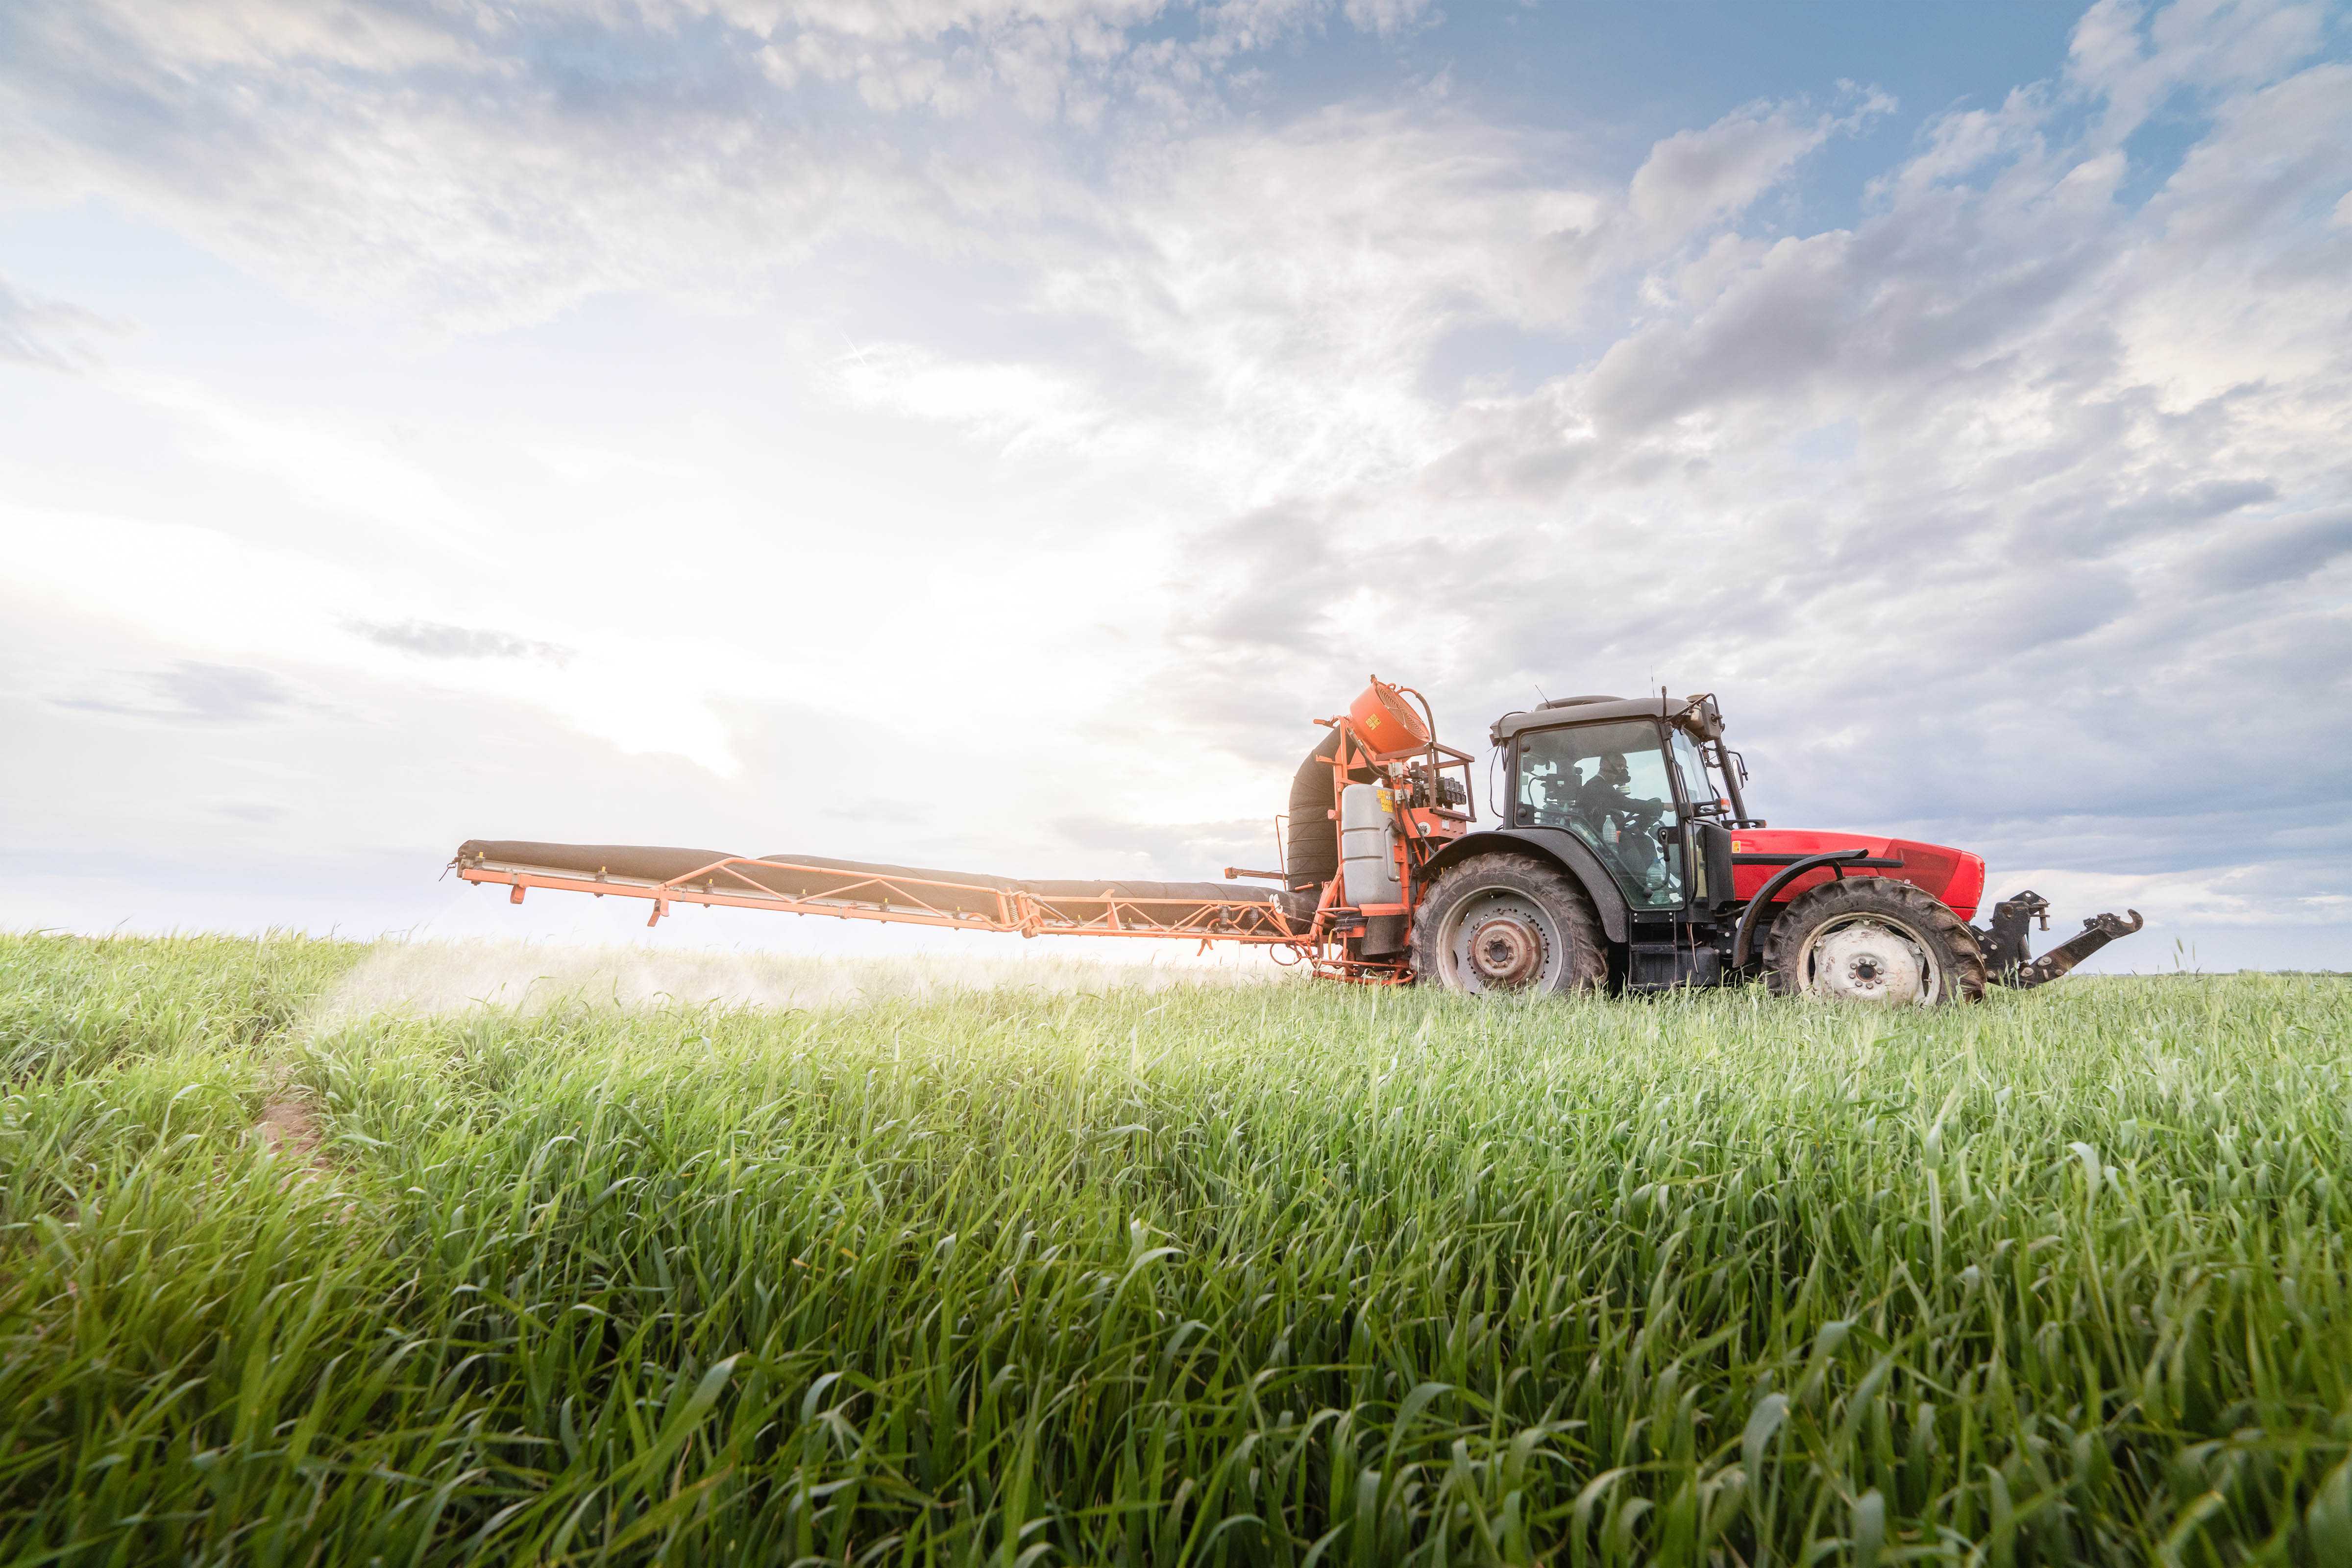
(1977, 891, 2144, 988)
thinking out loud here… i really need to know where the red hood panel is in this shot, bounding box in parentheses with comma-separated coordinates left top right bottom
(1729, 829, 1985, 922)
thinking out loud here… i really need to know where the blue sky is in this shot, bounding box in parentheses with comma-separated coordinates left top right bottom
(1, 0, 2348, 970)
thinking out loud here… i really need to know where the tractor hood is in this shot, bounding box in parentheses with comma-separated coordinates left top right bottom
(1731, 829, 1987, 922)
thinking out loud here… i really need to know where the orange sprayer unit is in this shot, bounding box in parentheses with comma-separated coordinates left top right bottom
(450, 677, 1476, 985)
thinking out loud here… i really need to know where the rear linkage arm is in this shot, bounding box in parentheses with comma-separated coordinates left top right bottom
(1975, 890, 2145, 988)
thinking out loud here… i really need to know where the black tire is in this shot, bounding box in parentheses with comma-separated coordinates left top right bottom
(1411, 854, 1608, 996)
(1763, 878, 1986, 1004)
(1284, 730, 1343, 891)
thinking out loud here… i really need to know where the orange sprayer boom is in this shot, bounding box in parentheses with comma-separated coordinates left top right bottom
(450, 845, 1309, 944)
(450, 677, 1472, 983)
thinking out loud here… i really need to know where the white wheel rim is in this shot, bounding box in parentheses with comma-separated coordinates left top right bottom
(1440, 887, 1564, 993)
(1798, 912, 1940, 1004)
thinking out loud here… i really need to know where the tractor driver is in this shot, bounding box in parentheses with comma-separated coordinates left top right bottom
(1587, 752, 1633, 807)
(1568, 751, 1639, 826)
(1576, 751, 1669, 893)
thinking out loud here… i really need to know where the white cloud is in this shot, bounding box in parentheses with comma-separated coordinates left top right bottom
(0, 0, 1446, 331)
(2108, 59, 2352, 408)
(1628, 91, 1890, 238)
(835, 343, 1111, 451)
(2067, 0, 2328, 146)
(0, 272, 113, 368)
(61, 0, 479, 70)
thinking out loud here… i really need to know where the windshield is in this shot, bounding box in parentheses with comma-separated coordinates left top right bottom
(1669, 728, 1718, 812)
(1515, 719, 1684, 908)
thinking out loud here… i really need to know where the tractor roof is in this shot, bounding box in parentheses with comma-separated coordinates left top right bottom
(1489, 692, 1725, 746)
(1489, 695, 1669, 745)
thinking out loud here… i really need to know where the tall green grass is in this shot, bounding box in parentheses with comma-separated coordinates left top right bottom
(3, 933, 2349, 1565)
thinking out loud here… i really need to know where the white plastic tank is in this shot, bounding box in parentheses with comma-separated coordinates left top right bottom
(1340, 783, 1403, 907)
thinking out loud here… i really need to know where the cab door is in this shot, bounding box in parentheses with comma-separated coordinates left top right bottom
(1512, 719, 1689, 911)
(1666, 725, 1738, 913)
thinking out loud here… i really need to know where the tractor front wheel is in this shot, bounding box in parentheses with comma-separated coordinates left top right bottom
(1412, 854, 1608, 996)
(1764, 878, 1987, 1004)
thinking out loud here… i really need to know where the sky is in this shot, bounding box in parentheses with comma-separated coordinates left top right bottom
(1, 0, 2347, 972)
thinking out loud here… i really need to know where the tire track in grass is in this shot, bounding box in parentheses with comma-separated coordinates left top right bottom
(248, 1076, 333, 1176)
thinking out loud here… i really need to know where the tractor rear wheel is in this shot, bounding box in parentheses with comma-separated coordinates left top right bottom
(1764, 878, 1986, 1004)
(1412, 854, 1607, 996)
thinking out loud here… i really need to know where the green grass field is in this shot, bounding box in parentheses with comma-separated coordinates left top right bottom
(4, 933, 2349, 1566)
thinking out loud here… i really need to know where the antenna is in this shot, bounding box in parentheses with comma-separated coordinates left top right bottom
(1534, 682, 1550, 704)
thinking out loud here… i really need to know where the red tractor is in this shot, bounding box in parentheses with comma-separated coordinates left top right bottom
(1276, 680, 2141, 1002)
(451, 677, 2140, 1003)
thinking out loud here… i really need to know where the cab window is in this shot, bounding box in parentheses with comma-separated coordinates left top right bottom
(1669, 728, 1717, 812)
(1515, 719, 1684, 908)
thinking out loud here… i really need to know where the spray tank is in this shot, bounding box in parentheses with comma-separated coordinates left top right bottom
(1284, 677, 1439, 897)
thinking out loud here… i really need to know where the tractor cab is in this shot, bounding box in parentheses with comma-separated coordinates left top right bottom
(1494, 694, 1748, 921)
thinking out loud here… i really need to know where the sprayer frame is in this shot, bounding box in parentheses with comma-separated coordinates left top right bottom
(1294, 681, 1479, 983)
(451, 686, 1475, 981)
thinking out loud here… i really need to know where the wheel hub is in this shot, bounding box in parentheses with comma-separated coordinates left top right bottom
(1809, 920, 1926, 1003)
(1467, 915, 1544, 986)
(1442, 888, 1561, 993)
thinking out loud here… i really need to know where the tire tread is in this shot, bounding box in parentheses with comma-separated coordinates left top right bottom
(1411, 854, 1608, 993)
(1762, 877, 1987, 1003)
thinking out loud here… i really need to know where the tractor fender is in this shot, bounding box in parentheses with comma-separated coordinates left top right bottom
(1415, 829, 1630, 944)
